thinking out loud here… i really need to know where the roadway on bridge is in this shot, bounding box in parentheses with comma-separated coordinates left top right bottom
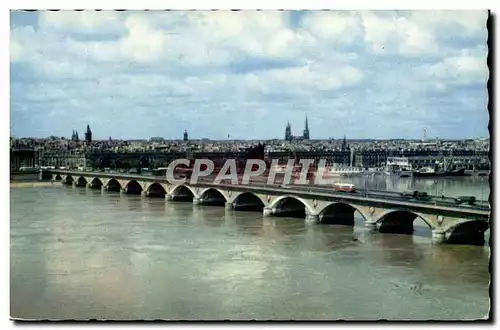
(284, 184, 490, 209)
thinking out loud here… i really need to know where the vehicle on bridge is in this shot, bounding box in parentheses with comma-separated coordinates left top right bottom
(454, 196, 476, 206)
(400, 190, 432, 201)
(333, 183, 356, 193)
(152, 167, 169, 176)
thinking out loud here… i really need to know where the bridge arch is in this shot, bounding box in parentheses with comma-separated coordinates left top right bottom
(169, 184, 197, 201)
(231, 192, 266, 212)
(444, 220, 489, 246)
(199, 188, 228, 206)
(75, 176, 88, 186)
(105, 178, 122, 192)
(63, 175, 74, 185)
(89, 177, 104, 188)
(146, 182, 167, 198)
(317, 202, 368, 226)
(124, 180, 143, 195)
(373, 209, 434, 235)
(55, 174, 62, 181)
(199, 187, 229, 200)
(268, 195, 315, 218)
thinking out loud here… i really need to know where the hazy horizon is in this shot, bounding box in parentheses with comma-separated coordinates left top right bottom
(10, 135, 489, 142)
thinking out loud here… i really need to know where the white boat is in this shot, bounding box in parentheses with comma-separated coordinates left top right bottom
(417, 166, 435, 174)
(384, 157, 413, 176)
(323, 166, 365, 177)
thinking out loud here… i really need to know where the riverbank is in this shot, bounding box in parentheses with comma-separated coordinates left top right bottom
(10, 181, 55, 188)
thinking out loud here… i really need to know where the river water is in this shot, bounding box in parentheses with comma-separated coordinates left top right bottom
(339, 174, 490, 199)
(10, 175, 491, 320)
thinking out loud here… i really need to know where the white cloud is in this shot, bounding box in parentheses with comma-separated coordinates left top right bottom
(120, 16, 169, 63)
(37, 11, 302, 66)
(10, 25, 37, 63)
(361, 11, 437, 55)
(183, 11, 303, 60)
(409, 10, 488, 34)
(415, 52, 489, 86)
(259, 63, 364, 92)
(359, 11, 488, 57)
(395, 17, 436, 55)
(10, 38, 23, 62)
(38, 10, 123, 32)
(301, 11, 363, 44)
(9, 10, 490, 139)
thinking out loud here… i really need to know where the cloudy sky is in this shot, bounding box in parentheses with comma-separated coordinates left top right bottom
(10, 10, 489, 140)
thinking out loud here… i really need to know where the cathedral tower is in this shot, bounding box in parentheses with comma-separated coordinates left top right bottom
(285, 121, 292, 141)
(84, 124, 92, 144)
(303, 115, 310, 140)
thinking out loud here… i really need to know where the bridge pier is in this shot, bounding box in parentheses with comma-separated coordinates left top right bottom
(305, 214, 319, 224)
(365, 221, 378, 231)
(165, 194, 174, 201)
(432, 229, 446, 244)
(304, 208, 319, 224)
(263, 207, 273, 217)
(193, 197, 202, 205)
(225, 202, 234, 210)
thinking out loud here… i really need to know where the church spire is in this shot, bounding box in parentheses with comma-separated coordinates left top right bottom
(303, 115, 310, 140)
(285, 120, 292, 141)
(84, 124, 92, 144)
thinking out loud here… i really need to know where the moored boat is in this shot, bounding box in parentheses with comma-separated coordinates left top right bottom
(384, 157, 413, 176)
(324, 166, 365, 177)
(413, 167, 468, 178)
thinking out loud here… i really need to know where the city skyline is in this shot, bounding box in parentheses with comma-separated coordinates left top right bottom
(10, 10, 489, 140)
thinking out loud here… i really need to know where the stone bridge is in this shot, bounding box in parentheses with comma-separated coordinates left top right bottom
(50, 171, 491, 246)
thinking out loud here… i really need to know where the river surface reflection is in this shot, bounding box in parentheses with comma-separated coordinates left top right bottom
(10, 184, 490, 320)
(347, 174, 490, 200)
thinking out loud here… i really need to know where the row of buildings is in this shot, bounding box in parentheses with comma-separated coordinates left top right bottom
(11, 146, 490, 172)
(10, 124, 490, 171)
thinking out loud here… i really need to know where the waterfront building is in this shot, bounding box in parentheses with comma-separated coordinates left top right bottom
(10, 148, 38, 170)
